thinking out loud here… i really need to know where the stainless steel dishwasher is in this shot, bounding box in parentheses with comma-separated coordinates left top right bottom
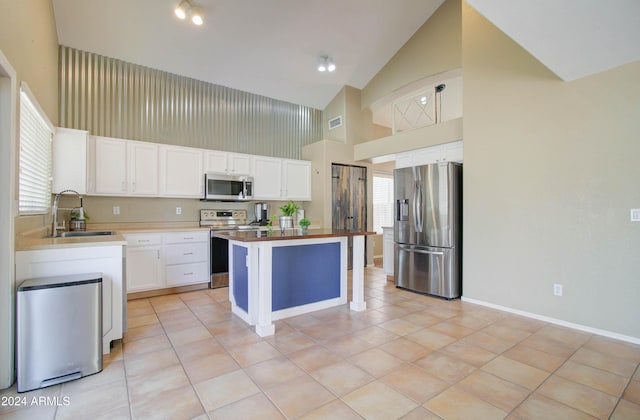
(17, 272, 103, 393)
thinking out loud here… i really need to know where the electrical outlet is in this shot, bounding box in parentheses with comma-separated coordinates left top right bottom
(553, 283, 563, 296)
(631, 209, 640, 222)
(176, 207, 182, 215)
(113, 206, 120, 215)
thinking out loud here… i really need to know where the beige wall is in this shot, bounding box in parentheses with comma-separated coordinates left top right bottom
(361, 0, 462, 109)
(462, 4, 640, 338)
(0, 0, 58, 389)
(354, 117, 462, 161)
(323, 87, 347, 142)
(0, 0, 58, 123)
(1, 0, 59, 235)
(306, 84, 378, 264)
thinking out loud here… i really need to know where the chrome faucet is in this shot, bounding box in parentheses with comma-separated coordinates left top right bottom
(52, 190, 83, 237)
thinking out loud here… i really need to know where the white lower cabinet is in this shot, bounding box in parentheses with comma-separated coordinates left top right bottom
(125, 233, 163, 293)
(16, 245, 124, 355)
(125, 230, 209, 293)
(164, 231, 209, 287)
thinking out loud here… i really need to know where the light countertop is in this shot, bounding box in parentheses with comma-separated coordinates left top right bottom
(16, 233, 128, 251)
(212, 228, 376, 243)
(16, 224, 209, 251)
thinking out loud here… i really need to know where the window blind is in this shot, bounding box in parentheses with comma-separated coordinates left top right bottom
(373, 174, 394, 234)
(18, 84, 53, 214)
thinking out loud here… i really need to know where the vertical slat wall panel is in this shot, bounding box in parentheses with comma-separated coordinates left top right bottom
(59, 46, 322, 159)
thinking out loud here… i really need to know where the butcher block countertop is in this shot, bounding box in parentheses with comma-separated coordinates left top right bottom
(212, 228, 376, 242)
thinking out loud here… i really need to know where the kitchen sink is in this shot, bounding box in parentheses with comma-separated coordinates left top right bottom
(59, 231, 116, 238)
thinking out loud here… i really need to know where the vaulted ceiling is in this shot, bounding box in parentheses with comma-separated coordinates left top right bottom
(52, 0, 640, 111)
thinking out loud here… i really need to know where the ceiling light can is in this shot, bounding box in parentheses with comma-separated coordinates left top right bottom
(191, 6, 204, 25)
(174, 0, 188, 19)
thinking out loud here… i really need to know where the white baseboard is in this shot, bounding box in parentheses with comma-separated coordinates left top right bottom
(461, 296, 640, 346)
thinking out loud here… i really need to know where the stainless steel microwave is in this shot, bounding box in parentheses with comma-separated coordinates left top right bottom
(203, 173, 253, 201)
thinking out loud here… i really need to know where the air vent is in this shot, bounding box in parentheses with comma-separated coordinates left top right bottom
(328, 115, 343, 130)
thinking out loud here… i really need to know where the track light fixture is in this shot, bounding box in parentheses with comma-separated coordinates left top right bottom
(317, 55, 336, 73)
(174, 0, 204, 26)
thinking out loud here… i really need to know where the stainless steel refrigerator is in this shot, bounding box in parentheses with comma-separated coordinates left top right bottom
(394, 162, 462, 299)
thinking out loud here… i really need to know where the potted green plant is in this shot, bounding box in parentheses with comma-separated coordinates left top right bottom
(278, 200, 299, 230)
(69, 208, 89, 231)
(299, 217, 310, 233)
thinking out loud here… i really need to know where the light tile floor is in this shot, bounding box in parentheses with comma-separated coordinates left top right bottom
(2, 267, 640, 419)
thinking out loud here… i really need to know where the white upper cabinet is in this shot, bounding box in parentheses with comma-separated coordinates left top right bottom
(204, 150, 228, 173)
(252, 156, 283, 199)
(228, 153, 252, 175)
(412, 147, 443, 167)
(253, 156, 311, 201)
(204, 150, 252, 175)
(159, 145, 204, 198)
(395, 141, 463, 169)
(53, 127, 88, 194)
(91, 136, 158, 196)
(85, 134, 308, 200)
(128, 141, 158, 196)
(282, 159, 311, 201)
(92, 136, 128, 195)
(440, 141, 464, 162)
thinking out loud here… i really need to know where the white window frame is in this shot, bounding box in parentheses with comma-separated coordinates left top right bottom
(373, 172, 394, 234)
(18, 82, 54, 215)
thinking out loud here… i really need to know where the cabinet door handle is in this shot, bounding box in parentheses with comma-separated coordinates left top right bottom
(183, 252, 193, 255)
(183, 237, 194, 240)
(122, 181, 126, 192)
(132, 181, 136, 192)
(138, 239, 150, 243)
(184, 272, 194, 276)
(157, 250, 160, 259)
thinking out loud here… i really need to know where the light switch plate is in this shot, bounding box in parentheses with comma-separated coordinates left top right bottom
(113, 206, 120, 215)
(176, 207, 182, 215)
(631, 209, 640, 222)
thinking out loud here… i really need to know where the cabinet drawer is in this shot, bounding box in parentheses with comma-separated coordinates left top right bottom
(165, 243, 208, 265)
(164, 231, 209, 244)
(165, 262, 209, 286)
(124, 234, 162, 246)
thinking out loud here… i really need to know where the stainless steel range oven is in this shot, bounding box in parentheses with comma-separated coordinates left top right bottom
(200, 209, 258, 288)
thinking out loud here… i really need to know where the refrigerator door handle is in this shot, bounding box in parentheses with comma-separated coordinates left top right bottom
(414, 183, 424, 233)
(404, 248, 444, 256)
(412, 182, 419, 232)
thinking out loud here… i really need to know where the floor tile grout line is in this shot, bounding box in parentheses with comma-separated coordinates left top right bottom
(609, 362, 640, 417)
(122, 272, 640, 420)
(136, 294, 213, 419)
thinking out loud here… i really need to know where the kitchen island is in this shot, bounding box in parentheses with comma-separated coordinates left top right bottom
(212, 229, 376, 336)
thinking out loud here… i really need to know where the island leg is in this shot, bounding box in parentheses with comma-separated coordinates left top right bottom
(255, 243, 275, 336)
(350, 235, 367, 311)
